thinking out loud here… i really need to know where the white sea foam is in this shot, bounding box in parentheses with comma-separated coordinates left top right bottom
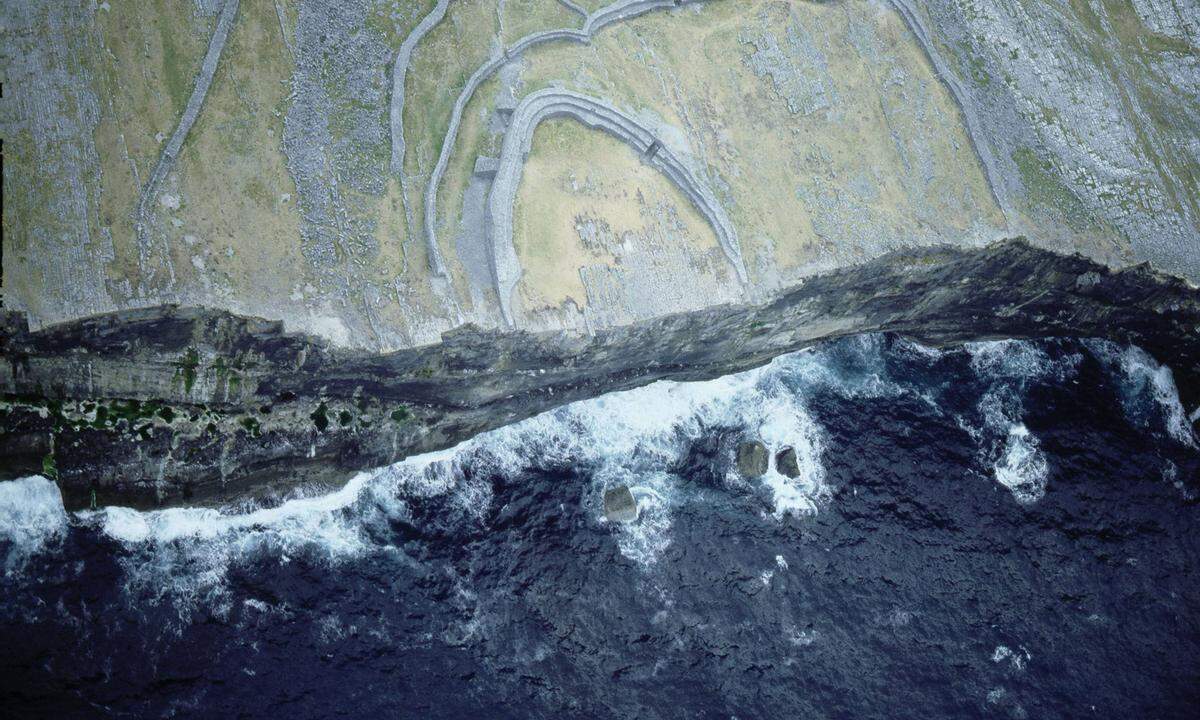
(0, 476, 68, 574)
(965, 341, 1071, 504)
(894, 336, 945, 360)
(3, 336, 1056, 607)
(967, 339, 1080, 383)
(1085, 340, 1197, 447)
(967, 339, 1050, 380)
(87, 463, 413, 613)
(548, 354, 830, 561)
(993, 425, 1049, 505)
(607, 471, 676, 566)
(778, 334, 905, 400)
(46, 345, 839, 607)
(749, 389, 827, 517)
(19, 335, 1146, 611)
(991, 644, 1030, 671)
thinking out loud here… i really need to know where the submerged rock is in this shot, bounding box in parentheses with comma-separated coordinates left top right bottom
(603, 486, 637, 523)
(737, 441, 769, 478)
(776, 447, 800, 478)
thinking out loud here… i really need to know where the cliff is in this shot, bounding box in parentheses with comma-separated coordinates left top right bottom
(3, 239, 1198, 510)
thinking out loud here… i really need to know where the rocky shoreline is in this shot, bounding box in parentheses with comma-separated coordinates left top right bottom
(2, 239, 1198, 511)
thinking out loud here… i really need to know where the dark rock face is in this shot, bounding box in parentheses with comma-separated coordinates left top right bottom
(737, 441, 770, 478)
(2, 238, 1199, 509)
(776, 447, 800, 478)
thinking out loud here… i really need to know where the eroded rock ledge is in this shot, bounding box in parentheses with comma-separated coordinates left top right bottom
(2, 239, 1198, 511)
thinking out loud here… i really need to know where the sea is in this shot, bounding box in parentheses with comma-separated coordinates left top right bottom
(2, 334, 1198, 718)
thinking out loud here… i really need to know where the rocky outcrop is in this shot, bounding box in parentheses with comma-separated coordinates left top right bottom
(603, 485, 638, 522)
(487, 89, 747, 324)
(736, 441, 769, 478)
(892, 0, 1200, 281)
(885, 0, 1010, 223)
(3, 239, 1199, 511)
(0, 1, 117, 324)
(776, 447, 800, 478)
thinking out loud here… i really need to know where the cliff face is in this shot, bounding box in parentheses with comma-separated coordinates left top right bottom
(3, 240, 1199, 510)
(2, 1, 1197, 350)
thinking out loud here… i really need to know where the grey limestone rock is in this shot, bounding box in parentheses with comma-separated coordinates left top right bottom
(776, 447, 801, 478)
(603, 486, 638, 523)
(4, 240, 1200, 510)
(423, 1, 718, 272)
(737, 441, 769, 478)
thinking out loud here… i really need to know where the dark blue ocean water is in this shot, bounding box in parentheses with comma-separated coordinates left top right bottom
(2, 335, 1198, 719)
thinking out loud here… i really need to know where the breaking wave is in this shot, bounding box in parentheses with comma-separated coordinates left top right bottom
(4, 334, 1199, 718)
(993, 424, 1050, 504)
(1, 335, 1195, 618)
(1085, 339, 1197, 448)
(0, 476, 67, 575)
(964, 340, 1080, 504)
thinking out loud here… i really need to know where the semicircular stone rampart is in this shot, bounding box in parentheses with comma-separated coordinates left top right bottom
(486, 88, 748, 325)
(422, 0, 716, 277)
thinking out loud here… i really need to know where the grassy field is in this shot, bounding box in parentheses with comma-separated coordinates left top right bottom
(502, 0, 580, 44)
(90, 0, 214, 288)
(513, 117, 718, 311)
(505, 0, 1004, 297)
(170, 0, 306, 316)
(14, 0, 1165, 345)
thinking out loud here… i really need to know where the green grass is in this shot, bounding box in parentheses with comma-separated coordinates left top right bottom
(1011, 146, 1096, 232)
(156, 0, 196, 111)
(311, 402, 330, 431)
(41, 453, 59, 482)
(174, 347, 201, 394)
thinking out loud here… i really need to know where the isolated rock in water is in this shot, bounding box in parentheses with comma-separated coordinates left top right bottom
(776, 447, 801, 478)
(603, 486, 637, 523)
(737, 441, 769, 478)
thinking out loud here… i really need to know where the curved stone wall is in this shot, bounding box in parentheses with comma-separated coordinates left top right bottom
(421, 0, 714, 276)
(486, 88, 747, 325)
(390, 0, 453, 245)
(135, 0, 241, 267)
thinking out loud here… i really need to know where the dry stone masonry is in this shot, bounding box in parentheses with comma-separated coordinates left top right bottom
(390, 0, 453, 246)
(422, 0, 716, 275)
(135, 0, 241, 286)
(2, 0, 1196, 352)
(486, 89, 747, 325)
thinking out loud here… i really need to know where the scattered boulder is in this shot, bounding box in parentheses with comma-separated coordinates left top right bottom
(776, 447, 801, 478)
(603, 486, 638, 523)
(737, 440, 769, 478)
